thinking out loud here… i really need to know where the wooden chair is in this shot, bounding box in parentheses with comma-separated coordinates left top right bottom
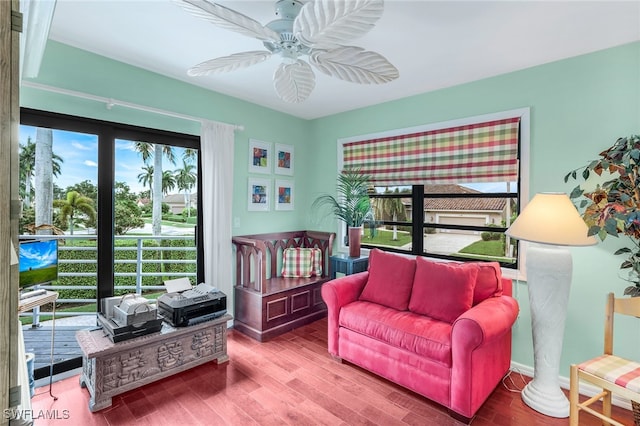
(569, 292, 640, 426)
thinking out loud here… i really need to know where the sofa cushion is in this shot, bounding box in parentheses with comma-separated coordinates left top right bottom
(472, 261, 503, 305)
(409, 257, 478, 323)
(339, 300, 453, 366)
(358, 249, 416, 311)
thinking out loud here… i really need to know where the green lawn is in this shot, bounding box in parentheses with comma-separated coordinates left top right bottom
(459, 240, 505, 257)
(143, 218, 196, 228)
(457, 239, 515, 263)
(363, 228, 412, 247)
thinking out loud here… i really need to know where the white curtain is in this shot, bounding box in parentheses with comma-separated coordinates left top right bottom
(200, 120, 236, 301)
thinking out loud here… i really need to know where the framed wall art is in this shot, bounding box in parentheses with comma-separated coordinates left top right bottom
(248, 178, 270, 211)
(275, 143, 294, 176)
(249, 139, 272, 174)
(275, 179, 294, 211)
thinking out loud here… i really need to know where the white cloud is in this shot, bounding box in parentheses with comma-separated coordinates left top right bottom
(72, 141, 92, 151)
(84, 160, 98, 167)
(115, 140, 137, 152)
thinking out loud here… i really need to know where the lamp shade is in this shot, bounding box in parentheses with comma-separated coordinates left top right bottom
(506, 192, 597, 246)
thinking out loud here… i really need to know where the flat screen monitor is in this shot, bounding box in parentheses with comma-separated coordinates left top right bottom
(19, 239, 59, 288)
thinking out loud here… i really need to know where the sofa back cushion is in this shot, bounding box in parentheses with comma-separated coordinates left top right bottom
(472, 261, 503, 305)
(359, 249, 416, 311)
(409, 257, 478, 323)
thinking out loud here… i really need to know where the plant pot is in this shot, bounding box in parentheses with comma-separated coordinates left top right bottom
(348, 226, 362, 257)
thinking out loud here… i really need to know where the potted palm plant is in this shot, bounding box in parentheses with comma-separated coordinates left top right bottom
(565, 134, 640, 296)
(312, 168, 374, 257)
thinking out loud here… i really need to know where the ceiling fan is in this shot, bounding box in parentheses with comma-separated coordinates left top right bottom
(175, 0, 399, 103)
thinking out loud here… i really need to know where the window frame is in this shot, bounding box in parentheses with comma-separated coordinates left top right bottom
(337, 108, 530, 279)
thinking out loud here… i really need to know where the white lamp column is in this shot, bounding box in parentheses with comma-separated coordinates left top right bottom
(506, 193, 596, 418)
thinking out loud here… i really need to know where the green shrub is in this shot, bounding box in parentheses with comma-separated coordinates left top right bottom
(54, 238, 196, 301)
(481, 231, 502, 241)
(181, 207, 197, 218)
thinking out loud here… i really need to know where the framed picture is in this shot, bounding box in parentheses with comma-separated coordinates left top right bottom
(275, 179, 294, 211)
(275, 143, 294, 175)
(249, 139, 272, 174)
(248, 178, 270, 211)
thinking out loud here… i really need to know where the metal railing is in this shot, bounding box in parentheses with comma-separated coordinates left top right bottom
(18, 234, 197, 325)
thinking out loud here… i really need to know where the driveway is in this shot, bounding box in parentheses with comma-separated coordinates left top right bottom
(402, 233, 482, 255)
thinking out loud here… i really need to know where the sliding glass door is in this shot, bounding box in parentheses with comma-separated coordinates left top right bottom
(19, 108, 202, 378)
(114, 139, 199, 297)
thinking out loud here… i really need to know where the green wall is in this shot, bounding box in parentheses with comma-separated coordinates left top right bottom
(308, 41, 640, 379)
(21, 39, 640, 382)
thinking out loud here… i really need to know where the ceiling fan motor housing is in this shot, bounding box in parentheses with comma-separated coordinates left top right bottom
(263, 0, 310, 59)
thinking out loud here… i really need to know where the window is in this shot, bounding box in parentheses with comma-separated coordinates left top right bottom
(338, 108, 530, 272)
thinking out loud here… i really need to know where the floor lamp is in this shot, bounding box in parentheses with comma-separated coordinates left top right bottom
(506, 192, 596, 418)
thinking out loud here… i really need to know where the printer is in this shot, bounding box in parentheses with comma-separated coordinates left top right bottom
(98, 294, 163, 343)
(158, 278, 227, 327)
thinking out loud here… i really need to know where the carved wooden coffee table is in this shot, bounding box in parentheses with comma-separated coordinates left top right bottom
(76, 314, 232, 412)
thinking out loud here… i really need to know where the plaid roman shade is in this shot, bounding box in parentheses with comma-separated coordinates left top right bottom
(343, 117, 520, 186)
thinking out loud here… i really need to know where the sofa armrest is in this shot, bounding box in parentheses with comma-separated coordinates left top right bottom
(452, 295, 519, 347)
(450, 295, 519, 418)
(321, 271, 369, 356)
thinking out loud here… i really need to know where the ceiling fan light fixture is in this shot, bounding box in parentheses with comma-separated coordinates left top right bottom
(177, 0, 399, 103)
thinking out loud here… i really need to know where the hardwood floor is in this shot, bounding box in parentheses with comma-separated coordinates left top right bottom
(31, 318, 633, 425)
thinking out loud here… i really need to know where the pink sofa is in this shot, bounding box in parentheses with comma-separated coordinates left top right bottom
(321, 249, 519, 423)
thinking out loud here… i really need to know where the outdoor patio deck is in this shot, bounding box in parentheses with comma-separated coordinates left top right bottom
(22, 323, 94, 379)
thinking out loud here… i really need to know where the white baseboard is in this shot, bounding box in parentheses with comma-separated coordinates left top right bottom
(510, 361, 632, 411)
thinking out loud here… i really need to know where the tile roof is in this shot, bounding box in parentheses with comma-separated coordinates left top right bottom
(400, 185, 507, 212)
(425, 185, 507, 211)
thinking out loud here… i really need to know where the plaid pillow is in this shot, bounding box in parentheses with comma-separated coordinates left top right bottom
(281, 248, 323, 278)
(282, 248, 314, 278)
(310, 248, 323, 277)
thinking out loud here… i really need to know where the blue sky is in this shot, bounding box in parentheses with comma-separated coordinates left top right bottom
(20, 125, 192, 195)
(19, 239, 57, 272)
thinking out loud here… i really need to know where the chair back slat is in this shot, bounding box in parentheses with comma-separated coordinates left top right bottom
(613, 293, 640, 317)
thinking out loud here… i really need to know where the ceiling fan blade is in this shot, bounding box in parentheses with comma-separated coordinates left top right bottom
(310, 46, 398, 84)
(176, 0, 280, 42)
(187, 51, 272, 76)
(293, 0, 384, 48)
(273, 60, 316, 103)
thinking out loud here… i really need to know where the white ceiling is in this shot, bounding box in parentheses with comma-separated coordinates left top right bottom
(44, 0, 640, 120)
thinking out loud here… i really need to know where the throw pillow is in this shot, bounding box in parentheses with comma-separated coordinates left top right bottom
(281, 248, 314, 278)
(408, 257, 478, 323)
(310, 247, 323, 277)
(472, 261, 503, 305)
(358, 249, 416, 311)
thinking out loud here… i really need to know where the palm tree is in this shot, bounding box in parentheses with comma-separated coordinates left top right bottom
(137, 165, 154, 198)
(35, 128, 54, 234)
(20, 136, 63, 210)
(133, 142, 176, 236)
(162, 170, 177, 195)
(174, 160, 197, 217)
(182, 148, 197, 164)
(53, 191, 96, 235)
(381, 188, 407, 241)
